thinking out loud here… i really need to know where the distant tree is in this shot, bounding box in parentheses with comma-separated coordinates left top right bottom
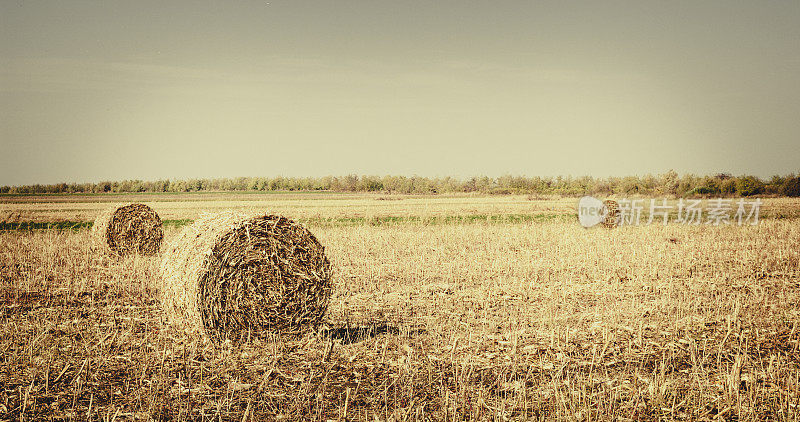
(616, 176, 641, 195)
(690, 177, 721, 195)
(359, 175, 383, 192)
(471, 176, 493, 193)
(735, 176, 765, 196)
(342, 174, 359, 191)
(155, 180, 170, 192)
(9, 173, 800, 196)
(655, 170, 679, 196)
(327, 176, 343, 191)
(268, 177, 284, 191)
(781, 176, 800, 197)
(719, 179, 737, 195)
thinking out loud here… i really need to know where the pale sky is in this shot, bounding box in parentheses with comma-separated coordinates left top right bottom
(2, 1, 799, 185)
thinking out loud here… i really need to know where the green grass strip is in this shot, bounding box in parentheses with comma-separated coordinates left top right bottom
(0, 221, 94, 231)
(298, 213, 570, 227)
(1, 213, 571, 231)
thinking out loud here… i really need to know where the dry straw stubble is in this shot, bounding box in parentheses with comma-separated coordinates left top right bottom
(159, 212, 332, 341)
(92, 203, 163, 256)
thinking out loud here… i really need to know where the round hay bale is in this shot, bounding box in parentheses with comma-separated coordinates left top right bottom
(159, 213, 332, 341)
(93, 203, 163, 256)
(601, 200, 620, 228)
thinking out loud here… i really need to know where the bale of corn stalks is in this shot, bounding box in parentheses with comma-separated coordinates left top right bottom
(601, 200, 620, 228)
(93, 203, 163, 255)
(159, 213, 332, 341)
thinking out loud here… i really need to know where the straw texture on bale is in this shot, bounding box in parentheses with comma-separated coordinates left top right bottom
(93, 203, 163, 255)
(601, 200, 620, 228)
(159, 213, 332, 341)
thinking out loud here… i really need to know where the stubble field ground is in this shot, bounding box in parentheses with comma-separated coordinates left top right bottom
(1, 193, 799, 421)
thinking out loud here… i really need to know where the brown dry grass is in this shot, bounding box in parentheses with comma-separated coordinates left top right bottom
(1, 195, 799, 420)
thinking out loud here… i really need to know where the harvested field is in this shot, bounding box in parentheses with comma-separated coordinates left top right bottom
(1, 193, 799, 420)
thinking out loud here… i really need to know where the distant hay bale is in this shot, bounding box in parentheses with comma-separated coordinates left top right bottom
(93, 203, 163, 255)
(601, 200, 620, 228)
(159, 213, 332, 341)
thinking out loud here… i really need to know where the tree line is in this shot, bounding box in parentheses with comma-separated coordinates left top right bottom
(2, 171, 800, 197)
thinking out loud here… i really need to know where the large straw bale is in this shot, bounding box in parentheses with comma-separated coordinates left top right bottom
(159, 212, 332, 341)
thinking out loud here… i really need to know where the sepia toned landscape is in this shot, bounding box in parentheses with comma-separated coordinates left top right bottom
(4, 1, 800, 420)
(1, 193, 798, 420)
